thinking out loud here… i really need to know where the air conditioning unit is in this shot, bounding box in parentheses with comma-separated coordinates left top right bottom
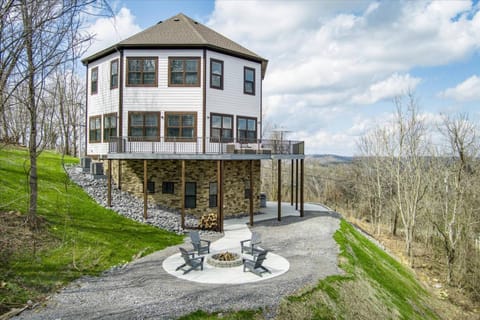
(90, 162, 104, 176)
(81, 157, 91, 172)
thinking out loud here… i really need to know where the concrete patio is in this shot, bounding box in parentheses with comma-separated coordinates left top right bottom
(162, 202, 331, 284)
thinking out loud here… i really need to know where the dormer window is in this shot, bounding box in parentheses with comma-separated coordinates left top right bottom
(90, 67, 98, 95)
(169, 57, 200, 87)
(126, 57, 158, 87)
(244, 67, 255, 95)
(210, 59, 223, 89)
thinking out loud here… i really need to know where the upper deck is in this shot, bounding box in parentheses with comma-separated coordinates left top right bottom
(107, 137, 305, 160)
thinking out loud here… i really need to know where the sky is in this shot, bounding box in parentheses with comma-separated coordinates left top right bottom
(83, 0, 480, 155)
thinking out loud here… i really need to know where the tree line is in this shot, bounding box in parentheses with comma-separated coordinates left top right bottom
(262, 93, 480, 301)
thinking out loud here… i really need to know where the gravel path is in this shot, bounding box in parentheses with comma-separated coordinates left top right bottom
(14, 166, 342, 319)
(15, 213, 341, 319)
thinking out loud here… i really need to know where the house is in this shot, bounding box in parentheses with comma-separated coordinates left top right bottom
(81, 13, 305, 230)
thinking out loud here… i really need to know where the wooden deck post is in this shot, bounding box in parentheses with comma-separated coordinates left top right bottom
(143, 160, 148, 219)
(217, 160, 221, 231)
(277, 159, 281, 221)
(295, 159, 299, 210)
(181, 160, 185, 229)
(107, 159, 112, 207)
(249, 160, 254, 226)
(290, 159, 294, 206)
(300, 158, 304, 217)
(117, 159, 122, 190)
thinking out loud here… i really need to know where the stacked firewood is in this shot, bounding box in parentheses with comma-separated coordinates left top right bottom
(198, 213, 218, 230)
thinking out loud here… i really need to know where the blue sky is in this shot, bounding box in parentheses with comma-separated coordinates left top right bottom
(85, 0, 480, 155)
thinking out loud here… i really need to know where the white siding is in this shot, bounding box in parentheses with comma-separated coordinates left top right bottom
(86, 47, 264, 156)
(205, 50, 262, 140)
(122, 49, 204, 140)
(86, 52, 120, 156)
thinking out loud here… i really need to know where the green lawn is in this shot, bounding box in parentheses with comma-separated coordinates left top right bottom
(276, 219, 440, 320)
(0, 147, 183, 312)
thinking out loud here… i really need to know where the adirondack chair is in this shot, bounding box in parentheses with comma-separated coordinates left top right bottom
(189, 230, 211, 255)
(175, 247, 204, 274)
(242, 250, 270, 277)
(240, 232, 261, 255)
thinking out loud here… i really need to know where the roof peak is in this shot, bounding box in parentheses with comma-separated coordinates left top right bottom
(82, 12, 268, 77)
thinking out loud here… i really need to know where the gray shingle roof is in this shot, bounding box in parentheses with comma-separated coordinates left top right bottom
(82, 13, 268, 78)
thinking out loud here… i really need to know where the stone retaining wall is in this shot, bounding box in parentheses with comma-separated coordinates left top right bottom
(105, 159, 261, 217)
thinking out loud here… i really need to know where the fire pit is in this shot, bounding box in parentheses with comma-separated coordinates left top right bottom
(207, 251, 242, 268)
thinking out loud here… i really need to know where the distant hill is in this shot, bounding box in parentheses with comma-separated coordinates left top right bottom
(307, 154, 353, 164)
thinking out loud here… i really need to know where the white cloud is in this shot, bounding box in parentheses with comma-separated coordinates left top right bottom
(440, 75, 480, 102)
(351, 73, 421, 105)
(206, 0, 480, 154)
(83, 7, 142, 58)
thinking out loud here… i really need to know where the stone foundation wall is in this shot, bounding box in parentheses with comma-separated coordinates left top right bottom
(104, 159, 261, 217)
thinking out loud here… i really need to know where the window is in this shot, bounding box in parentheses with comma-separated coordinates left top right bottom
(103, 113, 117, 141)
(169, 57, 200, 86)
(210, 59, 223, 89)
(209, 182, 217, 208)
(110, 59, 118, 89)
(244, 180, 251, 199)
(128, 112, 160, 141)
(162, 182, 174, 194)
(144, 181, 155, 194)
(91, 67, 98, 94)
(126, 57, 158, 86)
(237, 116, 257, 143)
(165, 112, 196, 141)
(210, 113, 233, 142)
(185, 182, 196, 209)
(244, 67, 255, 95)
(89, 116, 101, 143)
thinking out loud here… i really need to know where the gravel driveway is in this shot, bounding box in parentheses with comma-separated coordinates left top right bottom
(16, 212, 341, 319)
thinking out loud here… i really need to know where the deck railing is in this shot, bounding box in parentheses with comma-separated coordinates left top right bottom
(108, 137, 304, 155)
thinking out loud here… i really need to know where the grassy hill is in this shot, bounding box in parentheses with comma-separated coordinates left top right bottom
(0, 147, 183, 314)
(1, 147, 447, 319)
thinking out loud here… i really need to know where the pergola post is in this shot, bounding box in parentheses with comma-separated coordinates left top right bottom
(249, 160, 254, 226)
(143, 160, 148, 219)
(300, 158, 304, 217)
(107, 159, 112, 207)
(277, 159, 281, 221)
(181, 160, 185, 229)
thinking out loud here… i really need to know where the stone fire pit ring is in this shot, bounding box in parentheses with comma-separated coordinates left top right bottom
(206, 252, 243, 268)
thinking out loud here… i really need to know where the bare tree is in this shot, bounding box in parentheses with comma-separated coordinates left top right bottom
(433, 114, 478, 284)
(16, 0, 99, 227)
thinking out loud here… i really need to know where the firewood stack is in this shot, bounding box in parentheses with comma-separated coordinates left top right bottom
(198, 213, 218, 230)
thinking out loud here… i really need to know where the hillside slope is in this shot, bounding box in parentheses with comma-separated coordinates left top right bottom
(0, 147, 183, 315)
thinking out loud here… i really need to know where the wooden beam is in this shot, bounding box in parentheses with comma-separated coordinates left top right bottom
(107, 159, 112, 207)
(300, 158, 304, 217)
(249, 160, 254, 226)
(143, 160, 148, 219)
(277, 159, 281, 221)
(181, 160, 185, 229)
(290, 159, 294, 206)
(217, 160, 221, 231)
(295, 159, 299, 210)
(117, 159, 122, 190)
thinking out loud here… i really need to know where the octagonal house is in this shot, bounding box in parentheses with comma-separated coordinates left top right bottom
(82, 13, 305, 230)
